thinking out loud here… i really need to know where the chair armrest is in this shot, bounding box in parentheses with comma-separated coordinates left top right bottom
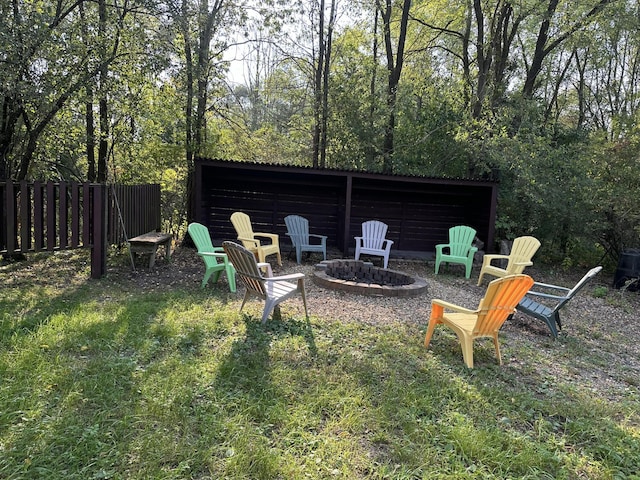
(382, 239, 394, 250)
(237, 236, 260, 248)
(435, 244, 448, 254)
(531, 281, 571, 293)
(354, 236, 363, 244)
(266, 273, 305, 282)
(308, 234, 327, 241)
(257, 262, 273, 277)
(199, 252, 229, 259)
(431, 298, 476, 314)
(524, 291, 568, 301)
(482, 254, 508, 264)
(512, 261, 533, 267)
(254, 232, 279, 242)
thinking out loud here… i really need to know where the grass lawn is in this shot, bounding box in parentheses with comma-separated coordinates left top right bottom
(1, 250, 639, 479)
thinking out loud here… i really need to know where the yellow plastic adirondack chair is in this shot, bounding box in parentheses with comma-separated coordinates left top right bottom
(222, 241, 308, 324)
(284, 215, 327, 264)
(424, 274, 534, 368)
(477, 236, 541, 286)
(435, 225, 478, 279)
(230, 211, 282, 266)
(187, 222, 236, 292)
(355, 220, 394, 269)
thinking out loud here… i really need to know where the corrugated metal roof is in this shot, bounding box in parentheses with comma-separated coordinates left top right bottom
(195, 157, 498, 184)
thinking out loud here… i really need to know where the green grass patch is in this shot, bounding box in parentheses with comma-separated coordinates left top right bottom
(1, 253, 639, 479)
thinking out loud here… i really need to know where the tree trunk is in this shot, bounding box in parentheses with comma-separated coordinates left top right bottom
(380, 0, 411, 174)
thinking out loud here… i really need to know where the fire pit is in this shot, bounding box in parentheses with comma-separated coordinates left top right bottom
(313, 259, 427, 297)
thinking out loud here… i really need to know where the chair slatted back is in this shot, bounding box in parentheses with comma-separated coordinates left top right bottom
(474, 275, 534, 336)
(448, 225, 477, 257)
(231, 212, 256, 243)
(188, 223, 215, 253)
(361, 220, 388, 250)
(223, 241, 267, 297)
(505, 236, 541, 274)
(558, 266, 603, 309)
(285, 215, 310, 245)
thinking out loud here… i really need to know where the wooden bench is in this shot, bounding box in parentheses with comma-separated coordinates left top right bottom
(128, 232, 172, 268)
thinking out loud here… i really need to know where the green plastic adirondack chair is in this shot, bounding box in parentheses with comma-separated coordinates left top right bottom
(434, 225, 478, 279)
(188, 222, 236, 292)
(284, 215, 327, 264)
(515, 266, 602, 338)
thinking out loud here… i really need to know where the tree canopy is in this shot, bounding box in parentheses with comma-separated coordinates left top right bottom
(1, 0, 639, 265)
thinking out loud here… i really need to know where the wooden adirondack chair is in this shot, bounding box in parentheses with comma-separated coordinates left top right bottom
(516, 266, 602, 338)
(355, 220, 394, 269)
(230, 211, 282, 266)
(425, 274, 534, 368)
(222, 241, 308, 324)
(187, 222, 236, 292)
(435, 225, 478, 279)
(284, 215, 327, 264)
(477, 236, 541, 286)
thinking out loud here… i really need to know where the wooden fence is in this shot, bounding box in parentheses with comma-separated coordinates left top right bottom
(1, 181, 161, 278)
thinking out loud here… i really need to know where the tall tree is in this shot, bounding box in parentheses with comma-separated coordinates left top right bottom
(379, 0, 412, 173)
(312, 0, 337, 168)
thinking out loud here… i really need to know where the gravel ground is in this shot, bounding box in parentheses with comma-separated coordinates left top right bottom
(156, 246, 640, 403)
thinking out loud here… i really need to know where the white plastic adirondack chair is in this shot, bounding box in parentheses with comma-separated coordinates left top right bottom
(222, 241, 308, 324)
(354, 220, 394, 269)
(284, 215, 327, 264)
(516, 266, 602, 338)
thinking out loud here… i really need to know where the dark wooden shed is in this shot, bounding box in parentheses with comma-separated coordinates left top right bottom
(194, 158, 498, 258)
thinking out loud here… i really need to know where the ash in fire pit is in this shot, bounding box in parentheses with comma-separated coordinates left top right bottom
(313, 259, 427, 297)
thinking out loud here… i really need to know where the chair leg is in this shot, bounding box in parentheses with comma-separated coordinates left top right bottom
(240, 290, 251, 312)
(226, 266, 236, 293)
(544, 315, 559, 339)
(492, 334, 502, 365)
(262, 298, 278, 324)
(299, 279, 308, 319)
(459, 333, 475, 369)
(435, 259, 441, 275)
(296, 247, 302, 264)
(201, 269, 214, 288)
(424, 318, 440, 348)
(465, 262, 472, 279)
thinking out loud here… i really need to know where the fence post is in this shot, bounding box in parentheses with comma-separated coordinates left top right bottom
(91, 184, 107, 279)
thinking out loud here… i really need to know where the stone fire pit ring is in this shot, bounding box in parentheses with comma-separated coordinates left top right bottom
(313, 259, 428, 297)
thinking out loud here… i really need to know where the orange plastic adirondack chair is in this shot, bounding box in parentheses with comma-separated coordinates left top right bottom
(230, 212, 282, 266)
(187, 222, 236, 292)
(425, 274, 534, 368)
(477, 236, 540, 286)
(222, 241, 308, 324)
(355, 220, 394, 269)
(435, 225, 478, 279)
